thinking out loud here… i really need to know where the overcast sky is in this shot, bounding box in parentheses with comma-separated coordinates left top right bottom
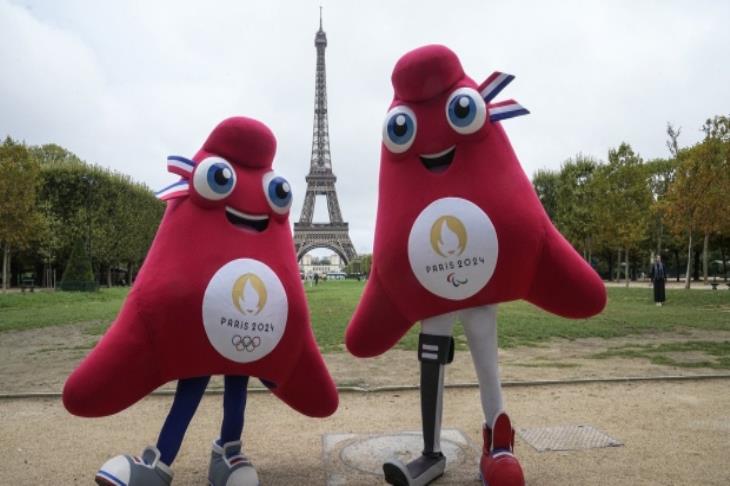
(2, 0, 729, 255)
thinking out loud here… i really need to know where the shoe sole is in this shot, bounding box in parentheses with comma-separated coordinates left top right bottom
(383, 456, 446, 486)
(96, 474, 126, 486)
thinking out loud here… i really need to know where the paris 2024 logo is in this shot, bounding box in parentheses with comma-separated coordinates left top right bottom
(203, 259, 288, 363)
(408, 198, 498, 300)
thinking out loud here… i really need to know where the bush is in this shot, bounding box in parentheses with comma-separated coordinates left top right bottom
(59, 238, 97, 291)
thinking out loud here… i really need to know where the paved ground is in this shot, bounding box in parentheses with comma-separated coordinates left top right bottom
(1, 378, 729, 485)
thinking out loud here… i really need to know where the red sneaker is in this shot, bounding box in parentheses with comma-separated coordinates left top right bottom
(480, 412, 525, 486)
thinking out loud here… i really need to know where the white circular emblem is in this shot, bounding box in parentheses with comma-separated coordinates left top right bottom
(407, 197, 498, 300)
(202, 259, 288, 363)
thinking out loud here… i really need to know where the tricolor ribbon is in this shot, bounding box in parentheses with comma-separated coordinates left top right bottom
(479, 71, 530, 123)
(155, 155, 195, 201)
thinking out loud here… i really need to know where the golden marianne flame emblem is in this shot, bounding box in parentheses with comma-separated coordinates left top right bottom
(232, 273, 267, 315)
(430, 215, 467, 258)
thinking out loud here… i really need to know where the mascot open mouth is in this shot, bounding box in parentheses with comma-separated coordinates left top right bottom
(225, 206, 269, 232)
(420, 146, 455, 173)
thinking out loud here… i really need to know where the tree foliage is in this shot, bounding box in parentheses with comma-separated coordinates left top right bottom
(59, 237, 97, 291)
(0, 136, 164, 289)
(531, 169, 559, 221)
(554, 155, 599, 259)
(0, 138, 46, 290)
(663, 115, 730, 286)
(39, 160, 164, 286)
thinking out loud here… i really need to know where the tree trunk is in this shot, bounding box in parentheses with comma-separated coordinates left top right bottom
(722, 247, 727, 281)
(702, 232, 709, 283)
(625, 247, 630, 288)
(685, 232, 692, 289)
(616, 248, 622, 281)
(693, 249, 700, 281)
(586, 236, 592, 265)
(607, 251, 613, 282)
(2, 245, 9, 292)
(649, 251, 655, 280)
(657, 221, 663, 255)
(106, 266, 112, 288)
(674, 250, 680, 282)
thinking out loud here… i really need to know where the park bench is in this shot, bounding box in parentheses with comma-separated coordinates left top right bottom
(20, 277, 35, 293)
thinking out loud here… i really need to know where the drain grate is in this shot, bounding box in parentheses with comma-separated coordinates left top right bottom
(517, 425, 623, 452)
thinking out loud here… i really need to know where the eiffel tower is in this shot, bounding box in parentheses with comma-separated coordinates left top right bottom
(293, 10, 357, 265)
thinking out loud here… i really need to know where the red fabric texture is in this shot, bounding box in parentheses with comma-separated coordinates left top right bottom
(346, 45, 606, 358)
(63, 117, 338, 418)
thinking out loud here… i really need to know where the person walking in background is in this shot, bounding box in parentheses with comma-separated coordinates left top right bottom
(650, 255, 666, 306)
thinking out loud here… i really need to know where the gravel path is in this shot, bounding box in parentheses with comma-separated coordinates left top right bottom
(2, 324, 730, 484)
(1, 379, 729, 485)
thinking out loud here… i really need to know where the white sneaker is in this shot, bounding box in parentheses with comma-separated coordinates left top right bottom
(208, 440, 259, 486)
(96, 446, 173, 486)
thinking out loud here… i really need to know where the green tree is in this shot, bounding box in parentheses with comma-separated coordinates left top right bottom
(0, 138, 46, 291)
(30, 143, 84, 166)
(697, 116, 730, 282)
(646, 157, 677, 257)
(59, 237, 97, 291)
(554, 155, 600, 262)
(38, 157, 163, 287)
(664, 115, 729, 288)
(531, 169, 559, 221)
(593, 143, 652, 286)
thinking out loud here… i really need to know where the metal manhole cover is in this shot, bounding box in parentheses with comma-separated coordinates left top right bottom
(322, 429, 481, 485)
(517, 425, 623, 452)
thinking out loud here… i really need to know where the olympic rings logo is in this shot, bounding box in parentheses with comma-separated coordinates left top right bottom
(231, 335, 261, 352)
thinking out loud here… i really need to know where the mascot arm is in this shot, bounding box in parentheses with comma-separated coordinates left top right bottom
(526, 225, 606, 319)
(345, 265, 413, 358)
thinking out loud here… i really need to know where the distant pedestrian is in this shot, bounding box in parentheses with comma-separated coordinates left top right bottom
(650, 255, 666, 306)
(314, 273, 319, 286)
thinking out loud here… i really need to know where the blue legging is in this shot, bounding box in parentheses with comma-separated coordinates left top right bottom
(156, 375, 249, 465)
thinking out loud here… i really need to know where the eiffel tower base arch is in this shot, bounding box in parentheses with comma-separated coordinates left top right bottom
(294, 223, 358, 266)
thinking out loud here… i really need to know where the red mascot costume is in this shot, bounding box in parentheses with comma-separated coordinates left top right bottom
(345, 45, 606, 486)
(63, 117, 338, 486)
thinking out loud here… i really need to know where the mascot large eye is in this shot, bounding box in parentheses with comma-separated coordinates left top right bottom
(445, 87, 486, 134)
(382, 106, 417, 153)
(263, 172, 292, 214)
(193, 157, 236, 201)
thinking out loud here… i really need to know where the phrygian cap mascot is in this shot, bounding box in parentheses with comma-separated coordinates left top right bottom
(345, 45, 606, 486)
(64, 117, 338, 486)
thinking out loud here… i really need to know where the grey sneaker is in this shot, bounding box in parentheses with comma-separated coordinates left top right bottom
(208, 440, 259, 486)
(95, 445, 173, 486)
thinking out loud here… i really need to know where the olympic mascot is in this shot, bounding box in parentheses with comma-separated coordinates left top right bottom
(63, 117, 339, 486)
(345, 45, 606, 486)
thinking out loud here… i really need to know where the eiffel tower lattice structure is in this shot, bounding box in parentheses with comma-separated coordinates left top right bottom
(293, 11, 357, 265)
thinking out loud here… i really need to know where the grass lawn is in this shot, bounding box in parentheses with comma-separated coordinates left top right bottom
(0, 287, 128, 333)
(1, 282, 729, 355)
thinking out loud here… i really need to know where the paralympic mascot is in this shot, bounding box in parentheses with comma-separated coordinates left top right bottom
(345, 45, 606, 486)
(63, 117, 338, 486)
